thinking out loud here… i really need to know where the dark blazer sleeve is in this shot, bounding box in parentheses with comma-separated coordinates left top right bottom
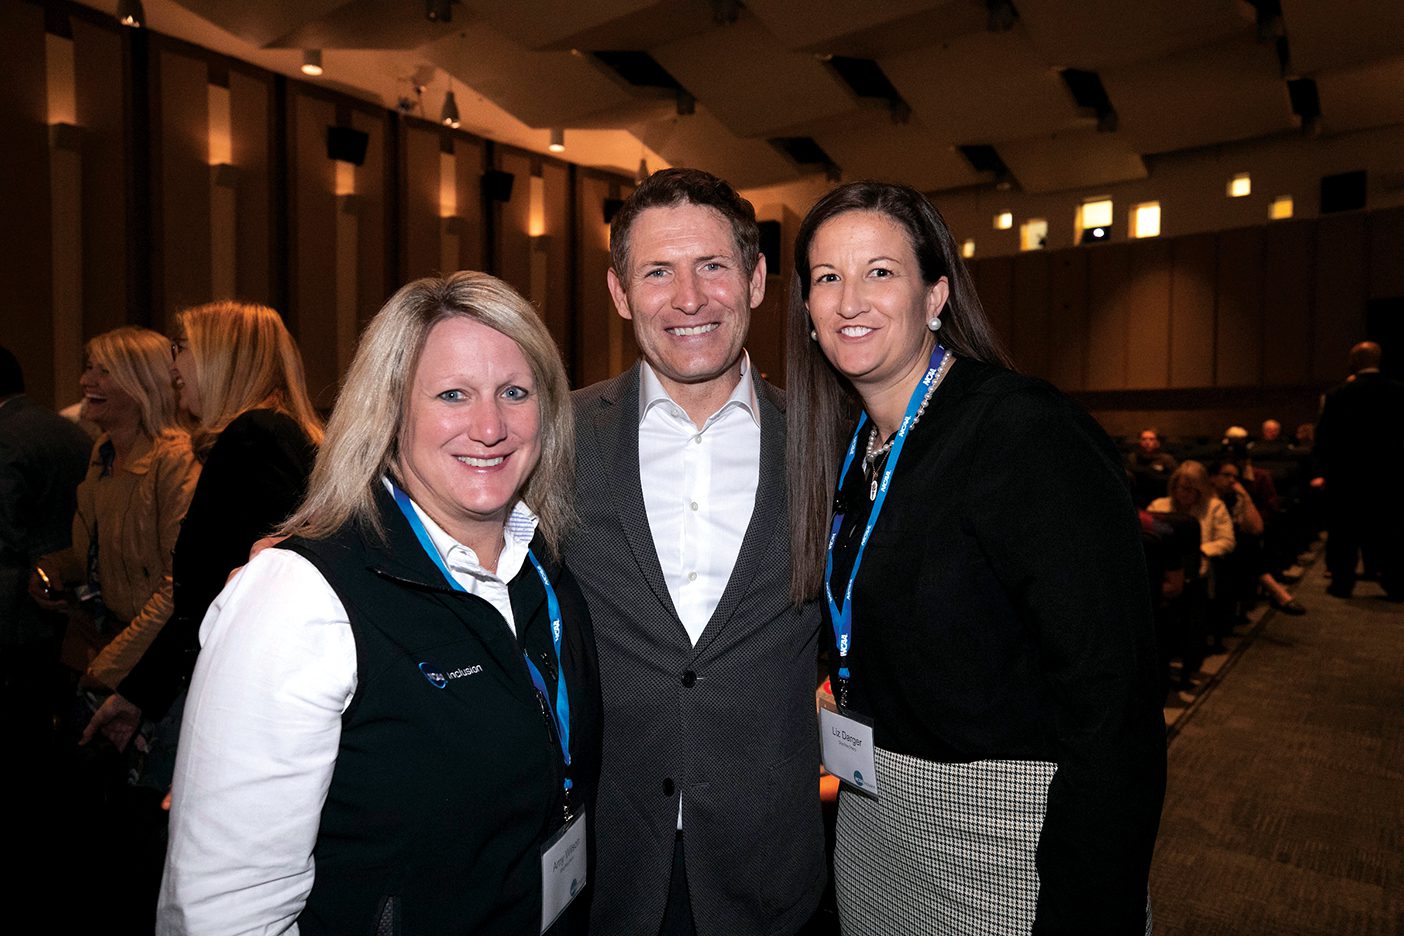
(967, 385, 1166, 934)
(118, 411, 315, 716)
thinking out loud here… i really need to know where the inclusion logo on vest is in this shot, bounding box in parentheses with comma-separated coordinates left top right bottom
(418, 660, 484, 688)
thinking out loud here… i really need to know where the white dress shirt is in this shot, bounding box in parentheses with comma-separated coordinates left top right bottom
(158, 490, 537, 935)
(638, 355, 760, 646)
(638, 356, 760, 831)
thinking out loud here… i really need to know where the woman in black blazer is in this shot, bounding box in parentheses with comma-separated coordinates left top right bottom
(786, 182, 1165, 935)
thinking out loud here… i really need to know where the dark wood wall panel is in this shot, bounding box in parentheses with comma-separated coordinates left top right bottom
(1010, 253, 1050, 379)
(287, 91, 338, 408)
(1125, 241, 1171, 389)
(747, 206, 796, 387)
(1261, 220, 1314, 386)
(541, 160, 572, 353)
(1047, 251, 1088, 392)
(0, 2, 54, 401)
(350, 109, 387, 322)
(73, 17, 127, 338)
(229, 70, 271, 304)
(1214, 227, 1264, 387)
(1312, 214, 1368, 382)
(400, 121, 441, 283)
(495, 149, 534, 300)
(1169, 234, 1216, 388)
(974, 256, 1013, 357)
(156, 47, 212, 330)
(452, 136, 485, 273)
(1086, 244, 1131, 390)
(1368, 207, 1404, 300)
(574, 173, 619, 386)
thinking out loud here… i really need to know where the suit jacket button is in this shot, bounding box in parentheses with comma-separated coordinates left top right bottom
(681, 670, 697, 688)
(663, 778, 675, 796)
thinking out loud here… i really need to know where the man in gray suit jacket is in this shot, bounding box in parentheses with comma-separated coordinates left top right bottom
(565, 170, 824, 936)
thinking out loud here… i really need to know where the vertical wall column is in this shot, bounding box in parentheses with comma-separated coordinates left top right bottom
(335, 161, 360, 378)
(47, 32, 82, 401)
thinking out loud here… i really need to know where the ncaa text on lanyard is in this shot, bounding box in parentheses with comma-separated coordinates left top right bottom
(391, 481, 575, 820)
(825, 344, 948, 710)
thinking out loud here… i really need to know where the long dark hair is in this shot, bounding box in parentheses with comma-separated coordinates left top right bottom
(785, 181, 1014, 603)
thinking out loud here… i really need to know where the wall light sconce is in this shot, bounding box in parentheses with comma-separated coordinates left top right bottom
(548, 128, 565, 153)
(115, 0, 145, 28)
(301, 50, 324, 77)
(211, 163, 239, 188)
(49, 122, 83, 152)
(531, 234, 553, 253)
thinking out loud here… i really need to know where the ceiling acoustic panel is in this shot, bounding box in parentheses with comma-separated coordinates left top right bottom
(998, 128, 1147, 193)
(1017, 0, 1251, 70)
(423, 24, 639, 129)
(630, 108, 800, 189)
(173, 0, 351, 48)
(1316, 55, 1404, 134)
(812, 116, 986, 191)
(651, 10, 859, 139)
(882, 29, 1082, 145)
(1102, 36, 1295, 155)
(1281, 0, 1404, 74)
(268, 0, 461, 49)
(745, 0, 952, 54)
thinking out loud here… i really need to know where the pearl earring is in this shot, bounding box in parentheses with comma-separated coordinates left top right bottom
(810, 328, 817, 341)
(927, 317, 942, 332)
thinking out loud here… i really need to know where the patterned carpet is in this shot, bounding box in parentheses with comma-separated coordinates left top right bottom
(1150, 552, 1404, 934)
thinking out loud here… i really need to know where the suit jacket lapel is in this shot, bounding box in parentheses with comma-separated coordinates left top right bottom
(590, 366, 683, 624)
(693, 378, 786, 658)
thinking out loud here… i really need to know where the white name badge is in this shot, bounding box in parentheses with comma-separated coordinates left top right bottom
(540, 811, 587, 934)
(820, 700, 880, 798)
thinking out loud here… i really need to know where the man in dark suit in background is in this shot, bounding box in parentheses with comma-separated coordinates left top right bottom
(565, 169, 824, 936)
(1315, 341, 1404, 599)
(0, 347, 93, 751)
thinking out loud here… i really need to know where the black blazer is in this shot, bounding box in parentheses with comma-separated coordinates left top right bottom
(829, 358, 1166, 934)
(118, 408, 315, 715)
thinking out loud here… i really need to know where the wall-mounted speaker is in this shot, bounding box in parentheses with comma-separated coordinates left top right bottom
(1320, 170, 1366, 214)
(326, 126, 369, 166)
(482, 170, 515, 203)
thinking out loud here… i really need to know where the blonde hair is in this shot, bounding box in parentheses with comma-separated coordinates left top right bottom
(85, 327, 185, 438)
(176, 301, 323, 454)
(1167, 460, 1215, 514)
(280, 271, 576, 555)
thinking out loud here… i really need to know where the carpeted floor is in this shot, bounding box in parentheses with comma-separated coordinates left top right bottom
(1150, 554, 1404, 934)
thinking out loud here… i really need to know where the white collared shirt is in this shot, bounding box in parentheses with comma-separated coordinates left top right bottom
(638, 354, 761, 647)
(159, 488, 538, 934)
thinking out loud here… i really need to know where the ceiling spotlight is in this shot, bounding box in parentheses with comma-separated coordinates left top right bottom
(115, 0, 145, 28)
(676, 90, 696, 116)
(301, 50, 324, 77)
(548, 128, 565, 153)
(426, 0, 453, 23)
(440, 90, 460, 129)
(635, 157, 650, 185)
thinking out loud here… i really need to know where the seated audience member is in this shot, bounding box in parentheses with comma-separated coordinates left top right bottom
(1127, 427, 1177, 506)
(1149, 461, 1233, 675)
(1211, 456, 1305, 616)
(1250, 418, 1291, 462)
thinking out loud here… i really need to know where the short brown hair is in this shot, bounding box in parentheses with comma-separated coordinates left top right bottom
(609, 168, 761, 278)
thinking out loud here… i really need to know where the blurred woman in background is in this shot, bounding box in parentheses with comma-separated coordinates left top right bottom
(82, 302, 322, 756)
(33, 327, 199, 694)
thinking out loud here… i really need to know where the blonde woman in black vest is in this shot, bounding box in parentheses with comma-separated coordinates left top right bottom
(786, 183, 1164, 934)
(159, 273, 600, 936)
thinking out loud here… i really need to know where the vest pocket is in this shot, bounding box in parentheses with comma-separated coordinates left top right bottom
(374, 894, 399, 936)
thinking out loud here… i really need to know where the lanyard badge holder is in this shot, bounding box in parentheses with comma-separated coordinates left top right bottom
(389, 482, 586, 932)
(819, 346, 948, 799)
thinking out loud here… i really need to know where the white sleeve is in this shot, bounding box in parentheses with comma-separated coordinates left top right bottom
(157, 549, 358, 936)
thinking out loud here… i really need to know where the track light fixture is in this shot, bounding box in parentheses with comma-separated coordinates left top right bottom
(548, 128, 565, 153)
(426, 0, 453, 23)
(301, 50, 324, 77)
(115, 0, 145, 28)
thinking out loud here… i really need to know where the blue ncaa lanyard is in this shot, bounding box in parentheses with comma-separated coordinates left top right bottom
(389, 482, 573, 798)
(824, 345, 947, 693)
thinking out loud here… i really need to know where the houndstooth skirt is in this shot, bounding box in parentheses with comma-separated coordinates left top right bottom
(834, 747, 1152, 936)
